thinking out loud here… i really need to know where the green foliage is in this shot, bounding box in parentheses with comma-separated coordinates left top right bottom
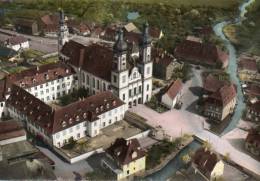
(63, 137, 76, 149)
(171, 63, 192, 82)
(59, 87, 89, 106)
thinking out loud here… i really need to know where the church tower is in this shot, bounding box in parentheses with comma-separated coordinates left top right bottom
(58, 9, 69, 51)
(137, 22, 153, 103)
(111, 29, 129, 105)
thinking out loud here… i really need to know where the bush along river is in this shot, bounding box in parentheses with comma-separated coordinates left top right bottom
(142, 0, 255, 180)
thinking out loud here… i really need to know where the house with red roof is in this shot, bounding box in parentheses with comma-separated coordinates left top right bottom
(152, 48, 182, 80)
(102, 138, 146, 180)
(204, 83, 237, 121)
(192, 147, 224, 181)
(6, 85, 126, 148)
(161, 79, 183, 109)
(4, 35, 29, 51)
(245, 129, 260, 157)
(246, 101, 260, 122)
(238, 55, 260, 83)
(174, 36, 229, 69)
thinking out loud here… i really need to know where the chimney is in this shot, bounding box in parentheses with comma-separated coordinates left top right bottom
(79, 48, 85, 68)
(36, 66, 39, 71)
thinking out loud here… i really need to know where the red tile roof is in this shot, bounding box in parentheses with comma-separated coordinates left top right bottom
(40, 14, 59, 32)
(174, 39, 228, 67)
(61, 40, 114, 81)
(106, 138, 145, 165)
(6, 35, 28, 45)
(245, 84, 260, 97)
(0, 120, 26, 141)
(239, 58, 258, 72)
(152, 48, 174, 66)
(208, 84, 237, 107)
(193, 148, 219, 177)
(6, 85, 124, 134)
(165, 79, 183, 100)
(203, 74, 229, 93)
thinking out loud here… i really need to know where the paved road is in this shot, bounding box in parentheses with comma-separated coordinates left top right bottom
(37, 146, 93, 180)
(0, 28, 113, 53)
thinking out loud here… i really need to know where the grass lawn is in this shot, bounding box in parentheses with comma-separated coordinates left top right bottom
(22, 49, 44, 59)
(57, 87, 89, 106)
(4, 66, 28, 74)
(146, 138, 182, 170)
(85, 169, 115, 180)
(39, 56, 58, 65)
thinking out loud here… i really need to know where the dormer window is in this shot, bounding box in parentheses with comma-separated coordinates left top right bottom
(33, 78, 36, 83)
(65, 114, 68, 118)
(132, 151, 137, 159)
(66, 69, 69, 73)
(100, 106, 104, 111)
(113, 100, 116, 106)
(62, 121, 67, 127)
(69, 118, 73, 124)
(96, 108, 99, 113)
(106, 103, 110, 109)
(76, 115, 80, 121)
(45, 73, 49, 80)
(83, 113, 87, 119)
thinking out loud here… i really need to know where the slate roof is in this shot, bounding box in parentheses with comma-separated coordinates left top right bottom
(106, 138, 145, 165)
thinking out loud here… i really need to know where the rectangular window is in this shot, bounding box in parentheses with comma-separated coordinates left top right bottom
(129, 89, 131, 97)
(122, 75, 126, 83)
(147, 66, 150, 74)
(113, 75, 117, 83)
(134, 87, 136, 95)
(97, 80, 100, 90)
(92, 78, 95, 88)
(103, 83, 106, 91)
(76, 124, 80, 130)
(147, 84, 149, 91)
(123, 94, 125, 101)
(139, 85, 142, 93)
(87, 75, 89, 85)
(57, 85, 60, 90)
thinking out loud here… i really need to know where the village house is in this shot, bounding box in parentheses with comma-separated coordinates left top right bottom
(101, 138, 146, 180)
(14, 18, 39, 35)
(244, 83, 260, 104)
(246, 101, 260, 122)
(161, 79, 183, 109)
(0, 120, 26, 145)
(174, 36, 229, 69)
(39, 14, 59, 37)
(4, 35, 29, 51)
(238, 55, 260, 83)
(245, 129, 260, 157)
(203, 78, 237, 121)
(67, 20, 91, 36)
(192, 147, 224, 181)
(6, 85, 127, 148)
(61, 23, 153, 108)
(152, 48, 182, 80)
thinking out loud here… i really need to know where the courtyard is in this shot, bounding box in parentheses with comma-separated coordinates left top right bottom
(58, 120, 147, 159)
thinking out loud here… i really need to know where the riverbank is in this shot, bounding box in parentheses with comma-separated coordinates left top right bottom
(136, 137, 193, 179)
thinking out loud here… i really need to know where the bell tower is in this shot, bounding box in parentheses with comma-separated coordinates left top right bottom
(111, 29, 129, 104)
(58, 9, 69, 51)
(137, 22, 153, 103)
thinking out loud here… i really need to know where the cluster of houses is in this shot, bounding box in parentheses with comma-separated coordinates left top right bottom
(0, 34, 29, 61)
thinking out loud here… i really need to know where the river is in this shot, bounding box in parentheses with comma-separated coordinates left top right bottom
(144, 0, 255, 180)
